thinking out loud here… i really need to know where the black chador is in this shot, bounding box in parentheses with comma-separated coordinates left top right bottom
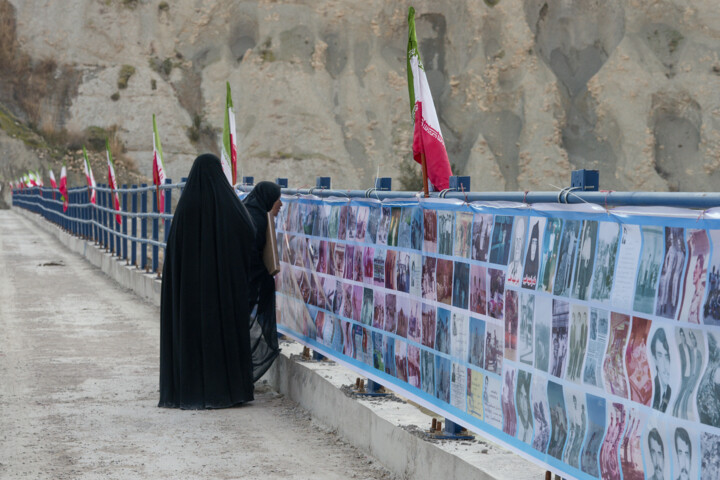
(159, 154, 257, 409)
(243, 181, 282, 382)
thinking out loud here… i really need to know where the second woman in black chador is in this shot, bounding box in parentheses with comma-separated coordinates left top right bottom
(243, 181, 282, 381)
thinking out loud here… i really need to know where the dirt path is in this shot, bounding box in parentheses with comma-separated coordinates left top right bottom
(0, 210, 396, 480)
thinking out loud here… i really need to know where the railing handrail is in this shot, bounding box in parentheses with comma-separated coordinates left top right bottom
(14, 180, 720, 278)
(12, 179, 177, 273)
(236, 186, 720, 209)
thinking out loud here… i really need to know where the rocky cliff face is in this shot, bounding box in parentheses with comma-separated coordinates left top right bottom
(2, 0, 720, 194)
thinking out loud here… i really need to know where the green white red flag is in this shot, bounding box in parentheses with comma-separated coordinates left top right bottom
(152, 114, 167, 211)
(27, 172, 37, 187)
(407, 6, 452, 191)
(49, 169, 57, 190)
(106, 139, 122, 224)
(49, 168, 58, 201)
(59, 161, 69, 212)
(82, 146, 97, 204)
(34, 171, 44, 187)
(220, 81, 237, 186)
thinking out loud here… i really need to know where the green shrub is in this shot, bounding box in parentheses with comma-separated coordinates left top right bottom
(117, 65, 136, 89)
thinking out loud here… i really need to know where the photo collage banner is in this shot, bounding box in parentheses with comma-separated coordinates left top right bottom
(272, 195, 720, 480)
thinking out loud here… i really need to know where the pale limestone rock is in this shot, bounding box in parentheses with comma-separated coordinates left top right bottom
(4, 0, 720, 192)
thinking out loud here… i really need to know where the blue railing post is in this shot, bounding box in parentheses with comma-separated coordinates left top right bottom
(164, 178, 172, 244)
(66, 189, 71, 233)
(375, 177, 392, 191)
(571, 169, 599, 192)
(141, 184, 148, 271)
(152, 187, 159, 274)
(105, 186, 111, 250)
(78, 188, 87, 240)
(82, 189, 92, 240)
(316, 176, 331, 189)
(122, 184, 128, 262)
(68, 189, 73, 233)
(61, 188, 66, 230)
(73, 189, 78, 235)
(66, 189, 70, 232)
(131, 185, 138, 267)
(110, 189, 116, 255)
(88, 187, 97, 244)
(102, 185, 109, 251)
(98, 186, 104, 248)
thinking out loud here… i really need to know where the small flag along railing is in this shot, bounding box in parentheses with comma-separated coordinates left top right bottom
(11, 179, 183, 275)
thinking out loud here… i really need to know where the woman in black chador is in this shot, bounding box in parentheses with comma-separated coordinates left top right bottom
(160, 154, 259, 409)
(242, 181, 282, 381)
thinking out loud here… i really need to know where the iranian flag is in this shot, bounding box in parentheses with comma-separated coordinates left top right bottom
(220, 81, 237, 186)
(49, 169, 58, 190)
(49, 168, 58, 201)
(35, 170, 44, 187)
(106, 139, 122, 224)
(152, 114, 167, 211)
(59, 161, 69, 212)
(82, 146, 97, 204)
(407, 6, 452, 191)
(27, 172, 37, 187)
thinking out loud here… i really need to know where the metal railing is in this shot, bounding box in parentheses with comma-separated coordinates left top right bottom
(14, 175, 720, 280)
(12, 178, 185, 275)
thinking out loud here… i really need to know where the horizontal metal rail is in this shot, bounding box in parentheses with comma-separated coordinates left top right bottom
(239, 187, 720, 209)
(13, 180, 179, 273)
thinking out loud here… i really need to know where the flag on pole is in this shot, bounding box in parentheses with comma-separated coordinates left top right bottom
(49, 169, 57, 190)
(59, 161, 69, 212)
(106, 139, 122, 224)
(220, 81, 237, 186)
(82, 146, 97, 204)
(27, 172, 37, 187)
(152, 114, 167, 211)
(49, 168, 58, 201)
(35, 170, 44, 187)
(407, 6, 452, 191)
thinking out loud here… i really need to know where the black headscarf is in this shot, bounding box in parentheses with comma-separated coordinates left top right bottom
(159, 154, 256, 409)
(245, 181, 282, 212)
(244, 182, 281, 252)
(243, 181, 282, 380)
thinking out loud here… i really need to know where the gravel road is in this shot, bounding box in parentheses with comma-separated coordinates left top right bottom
(0, 210, 397, 480)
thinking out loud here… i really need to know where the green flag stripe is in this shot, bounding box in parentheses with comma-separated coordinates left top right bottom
(153, 114, 165, 169)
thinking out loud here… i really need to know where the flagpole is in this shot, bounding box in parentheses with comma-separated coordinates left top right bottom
(420, 152, 429, 198)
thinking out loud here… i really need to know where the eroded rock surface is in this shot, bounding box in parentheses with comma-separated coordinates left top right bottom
(1, 0, 720, 192)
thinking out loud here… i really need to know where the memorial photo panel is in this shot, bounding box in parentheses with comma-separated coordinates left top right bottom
(273, 197, 720, 480)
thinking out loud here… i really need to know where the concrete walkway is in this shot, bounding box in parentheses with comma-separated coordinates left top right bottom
(0, 210, 396, 480)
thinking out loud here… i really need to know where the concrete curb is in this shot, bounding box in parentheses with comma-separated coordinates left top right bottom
(13, 207, 545, 480)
